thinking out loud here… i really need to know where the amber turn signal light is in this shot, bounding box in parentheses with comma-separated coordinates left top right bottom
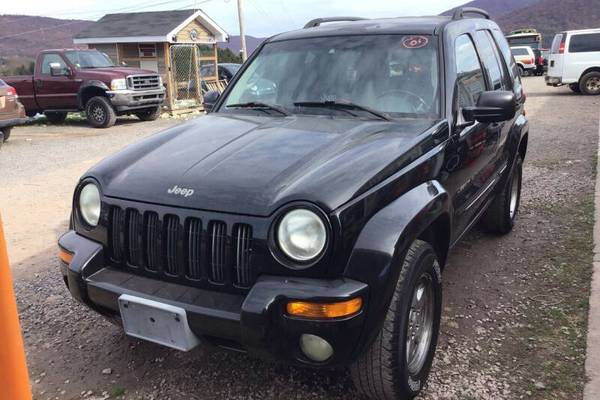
(58, 248, 74, 264)
(286, 297, 363, 319)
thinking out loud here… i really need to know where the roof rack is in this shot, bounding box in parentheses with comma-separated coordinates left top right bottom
(303, 17, 368, 29)
(452, 7, 490, 20)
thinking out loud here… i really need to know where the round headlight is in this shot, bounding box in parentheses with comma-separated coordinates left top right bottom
(79, 183, 101, 227)
(277, 209, 327, 262)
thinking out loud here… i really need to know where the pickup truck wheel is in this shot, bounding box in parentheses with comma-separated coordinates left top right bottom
(351, 240, 442, 400)
(580, 72, 600, 95)
(569, 83, 581, 93)
(2, 127, 11, 142)
(86, 96, 117, 128)
(482, 155, 523, 234)
(135, 106, 161, 121)
(44, 111, 67, 124)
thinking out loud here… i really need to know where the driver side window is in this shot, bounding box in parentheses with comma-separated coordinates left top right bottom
(41, 54, 67, 75)
(454, 34, 486, 108)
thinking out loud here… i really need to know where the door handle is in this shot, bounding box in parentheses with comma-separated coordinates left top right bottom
(35, 79, 42, 88)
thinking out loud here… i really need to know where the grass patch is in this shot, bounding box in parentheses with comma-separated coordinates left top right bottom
(498, 197, 594, 399)
(110, 387, 126, 397)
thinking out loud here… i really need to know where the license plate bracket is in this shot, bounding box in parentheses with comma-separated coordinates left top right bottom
(118, 294, 200, 351)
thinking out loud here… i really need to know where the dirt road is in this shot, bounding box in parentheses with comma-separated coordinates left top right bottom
(1, 78, 598, 400)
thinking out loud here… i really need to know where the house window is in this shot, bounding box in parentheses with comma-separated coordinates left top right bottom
(139, 44, 157, 58)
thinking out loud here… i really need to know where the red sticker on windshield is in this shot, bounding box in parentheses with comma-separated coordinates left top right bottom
(402, 36, 429, 49)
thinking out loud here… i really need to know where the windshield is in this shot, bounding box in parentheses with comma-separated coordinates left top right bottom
(221, 35, 440, 118)
(64, 51, 115, 69)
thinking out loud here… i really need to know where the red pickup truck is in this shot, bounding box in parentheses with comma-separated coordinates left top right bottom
(3, 49, 166, 128)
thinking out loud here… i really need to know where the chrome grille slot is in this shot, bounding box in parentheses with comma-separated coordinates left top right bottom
(145, 212, 161, 272)
(234, 224, 252, 288)
(127, 209, 144, 267)
(128, 74, 161, 90)
(110, 207, 125, 262)
(209, 221, 227, 284)
(187, 218, 203, 279)
(164, 215, 180, 275)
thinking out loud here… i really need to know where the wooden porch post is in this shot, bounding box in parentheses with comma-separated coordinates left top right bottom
(193, 45, 202, 105)
(163, 42, 175, 111)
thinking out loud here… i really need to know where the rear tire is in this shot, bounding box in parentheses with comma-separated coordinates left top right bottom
(44, 111, 68, 124)
(85, 96, 117, 128)
(518, 65, 525, 77)
(2, 127, 11, 142)
(569, 83, 581, 93)
(482, 155, 523, 234)
(580, 72, 600, 95)
(351, 240, 442, 400)
(134, 106, 161, 121)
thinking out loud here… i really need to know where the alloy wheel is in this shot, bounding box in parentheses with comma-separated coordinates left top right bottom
(406, 272, 435, 375)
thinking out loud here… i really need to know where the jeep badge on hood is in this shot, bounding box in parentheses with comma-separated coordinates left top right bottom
(167, 185, 194, 198)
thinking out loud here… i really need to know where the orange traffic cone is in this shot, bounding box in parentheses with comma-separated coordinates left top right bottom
(0, 215, 32, 400)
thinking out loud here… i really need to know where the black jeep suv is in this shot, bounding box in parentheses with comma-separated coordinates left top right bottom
(59, 8, 528, 399)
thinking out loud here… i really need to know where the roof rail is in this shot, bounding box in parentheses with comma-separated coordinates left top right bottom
(452, 7, 490, 20)
(303, 17, 367, 29)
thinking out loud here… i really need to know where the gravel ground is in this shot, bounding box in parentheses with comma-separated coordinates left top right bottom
(0, 77, 598, 400)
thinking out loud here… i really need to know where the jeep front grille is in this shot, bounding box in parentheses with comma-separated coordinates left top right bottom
(128, 74, 161, 90)
(108, 206, 255, 289)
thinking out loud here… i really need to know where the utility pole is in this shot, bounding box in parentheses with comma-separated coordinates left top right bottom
(237, 0, 248, 61)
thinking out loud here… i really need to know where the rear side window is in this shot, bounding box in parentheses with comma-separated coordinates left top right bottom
(550, 34, 564, 54)
(569, 33, 600, 53)
(474, 31, 504, 90)
(491, 30, 523, 97)
(511, 48, 529, 56)
(455, 34, 486, 108)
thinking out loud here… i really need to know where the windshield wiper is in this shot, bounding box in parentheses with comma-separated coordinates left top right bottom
(226, 102, 291, 116)
(294, 100, 392, 121)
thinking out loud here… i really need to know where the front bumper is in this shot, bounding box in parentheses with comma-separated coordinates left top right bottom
(106, 88, 166, 112)
(0, 117, 28, 129)
(58, 230, 369, 366)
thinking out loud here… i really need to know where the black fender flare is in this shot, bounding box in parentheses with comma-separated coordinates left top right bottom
(343, 180, 450, 355)
(77, 80, 110, 109)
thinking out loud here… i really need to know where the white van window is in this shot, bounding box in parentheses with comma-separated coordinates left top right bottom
(569, 33, 600, 53)
(550, 34, 563, 54)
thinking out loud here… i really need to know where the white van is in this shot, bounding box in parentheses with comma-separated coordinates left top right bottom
(546, 29, 600, 95)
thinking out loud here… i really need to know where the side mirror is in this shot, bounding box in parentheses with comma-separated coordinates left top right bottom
(203, 90, 220, 113)
(50, 63, 65, 76)
(463, 91, 516, 123)
(49, 63, 69, 77)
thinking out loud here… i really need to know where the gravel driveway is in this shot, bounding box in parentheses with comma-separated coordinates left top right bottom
(1, 78, 598, 400)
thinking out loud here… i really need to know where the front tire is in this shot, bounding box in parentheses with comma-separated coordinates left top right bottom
(134, 106, 161, 121)
(580, 72, 600, 95)
(44, 111, 68, 124)
(85, 96, 117, 128)
(351, 240, 442, 400)
(482, 155, 523, 234)
(2, 127, 11, 142)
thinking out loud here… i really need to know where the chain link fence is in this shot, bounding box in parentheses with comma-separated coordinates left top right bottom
(170, 44, 201, 109)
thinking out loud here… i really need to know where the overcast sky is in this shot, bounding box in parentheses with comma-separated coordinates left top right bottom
(2, 0, 468, 37)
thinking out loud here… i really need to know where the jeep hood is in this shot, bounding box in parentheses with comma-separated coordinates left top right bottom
(87, 114, 441, 216)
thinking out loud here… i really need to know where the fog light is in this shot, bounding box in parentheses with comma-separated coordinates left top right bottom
(299, 334, 333, 362)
